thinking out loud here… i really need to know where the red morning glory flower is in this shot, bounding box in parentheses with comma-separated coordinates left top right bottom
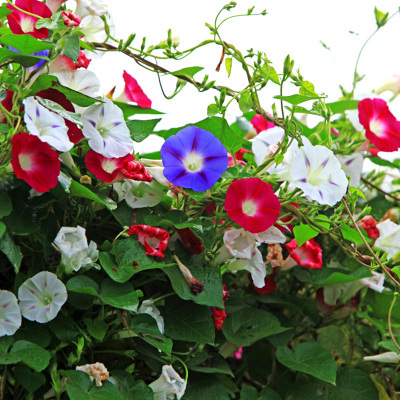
(285, 238, 322, 269)
(127, 225, 169, 258)
(251, 114, 275, 133)
(11, 132, 60, 192)
(358, 98, 400, 152)
(121, 70, 152, 109)
(7, 0, 52, 39)
(225, 178, 281, 233)
(211, 285, 230, 330)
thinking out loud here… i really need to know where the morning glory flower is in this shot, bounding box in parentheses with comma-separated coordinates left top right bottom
(53, 70, 100, 98)
(251, 127, 284, 166)
(82, 98, 134, 158)
(138, 299, 164, 334)
(161, 126, 228, 192)
(114, 179, 164, 208)
(149, 365, 187, 400)
(358, 98, 400, 152)
(23, 97, 72, 152)
(290, 142, 348, 206)
(375, 219, 400, 259)
(0, 291, 22, 336)
(18, 271, 68, 323)
(336, 153, 364, 188)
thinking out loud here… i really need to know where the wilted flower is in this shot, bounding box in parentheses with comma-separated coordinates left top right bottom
(82, 98, 134, 158)
(161, 126, 228, 192)
(76, 362, 109, 386)
(11, 132, 61, 193)
(127, 225, 169, 258)
(375, 219, 400, 259)
(114, 179, 164, 209)
(358, 215, 380, 239)
(0, 291, 22, 337)
(76, 51, 91, 69)
(358, 98, 400, 152)
(18, 271, 68, 323)
(138, 299, 164, 334)
(211, 285, 230, 330)
(23, 97, 72, 152)
(225, 178, 281, 233)
(175, 227, 203, 254)
(7, 0, 52, 39)
(54, 226, 99, 272)
(173, 255, 204, 295)
(364, 352, 400, 363)
(149, 365, 187, 400)
(290, 142, 348, 206)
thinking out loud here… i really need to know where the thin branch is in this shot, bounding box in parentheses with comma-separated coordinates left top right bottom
(362, 177, 400, 203)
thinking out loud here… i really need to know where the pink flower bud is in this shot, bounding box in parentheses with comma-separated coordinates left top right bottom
(62, 11, 82, 27)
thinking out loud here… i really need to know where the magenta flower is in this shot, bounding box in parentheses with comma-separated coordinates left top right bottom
(116, 70, 152, 109)
(358, 98, 400, 152)
(161, 126, 228, 191)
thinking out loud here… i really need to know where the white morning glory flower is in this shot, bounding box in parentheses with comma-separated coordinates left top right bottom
(216, 227, 286, 288)
(138, 299, 164, 334)
(114, 179, 164, 209)
(82, 98, 134, 158)
(53, 70, 100, 98)
(364, 352, 400, 363)
(149, 365, 187, 400)
(23, 97, 72, 152)
(79, 15, 113, 43)
(18, 272, 68, 323)
(53, 226, 99, 272)
(375, 219, 400, 259)
(75, 0, 108, 17)
(336, 153, 364, 188)
(0, 291, 21, 336)
(290, 142, 348, 206)
(251, 127, 285, 166)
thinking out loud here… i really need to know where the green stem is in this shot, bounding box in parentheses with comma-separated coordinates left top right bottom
(388, 293, 400, 352)
(5, 0, 44, 19)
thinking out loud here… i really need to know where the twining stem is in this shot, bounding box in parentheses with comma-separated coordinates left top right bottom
(342, 198, 400, 289)
(362, 177, 400, 203)
(388, 293, 400, 352)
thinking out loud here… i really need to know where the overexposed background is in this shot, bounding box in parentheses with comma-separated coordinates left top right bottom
(69, 1, 400, 132)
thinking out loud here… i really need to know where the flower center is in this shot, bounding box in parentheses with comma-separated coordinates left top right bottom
(20, 17, 36, 33)
(242, 200, 257, 216)
(102, 159, 118, 173)
(43, 296, 52, 306)
(183, 152, 203, 172)
(19, 154, 32, 171)
(370, 119, 385, 137)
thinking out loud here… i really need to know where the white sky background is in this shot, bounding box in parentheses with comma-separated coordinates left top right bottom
(69, 0, 400, 143)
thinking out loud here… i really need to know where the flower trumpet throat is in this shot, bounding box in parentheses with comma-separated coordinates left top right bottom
(173, 255, 204, 295)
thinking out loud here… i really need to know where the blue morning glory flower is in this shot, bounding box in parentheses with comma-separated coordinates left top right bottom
(161, 126, 228, 191)
(9, 47, 49, 70)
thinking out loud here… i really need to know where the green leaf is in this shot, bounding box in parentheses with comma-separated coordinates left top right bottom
(101, 238, 173, 283)
(239, 92, 254, 114)
(194, 116, 248, 152)
(207, 103, 219, 117)
(369, 156, 397, 169)
(260, 63, 280, 85)
(276, 343, 337, 384)
(99, 279, 140, 312)
(0, 34, 53, 54)
(327, 100, 358, 114)
(312, 266, 372, 286)
(169, 66, 204, 78)
(240, 386, 258, 400)
(163, 296, 215, 344)
(35, 12, 65, 30)
(164, 265, 223, 308)
(130, 314, 173, 355)
(0, 190, 12, 217)
(340, 221, 370, 244)
(225, 58, 232, 77)
(0, 222, 5, 239)
(36, 97, 82, 126)
(259, 388, 283, 400)
(84, 318, 108, 341)
(126, 118, 161, 142)
(113, 101, 164, 119)
(317, 326, 351, 362)
(222, 308, 289, 346)
(369, 195, 392, 220)
(14, 365, 45, 393)
(66, 276, 100, 296)
(299, 81, 318, 96)
(69, 181, 117, 210)
(274, 94, 321, 106)
(327, 368, 378, 399)
(189, 353, 234, 377)
(61, 370, 125, 400)
(62, 34, 80, 61)
(0, 6, 12, 18)
(55, 84, 101, 107)
(293, 223, 318, 247)
(111, 371, 153, 400)
(0, 230, 23, 272)
(0, 48, 49, 67)
(10, 341, 51, 372)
